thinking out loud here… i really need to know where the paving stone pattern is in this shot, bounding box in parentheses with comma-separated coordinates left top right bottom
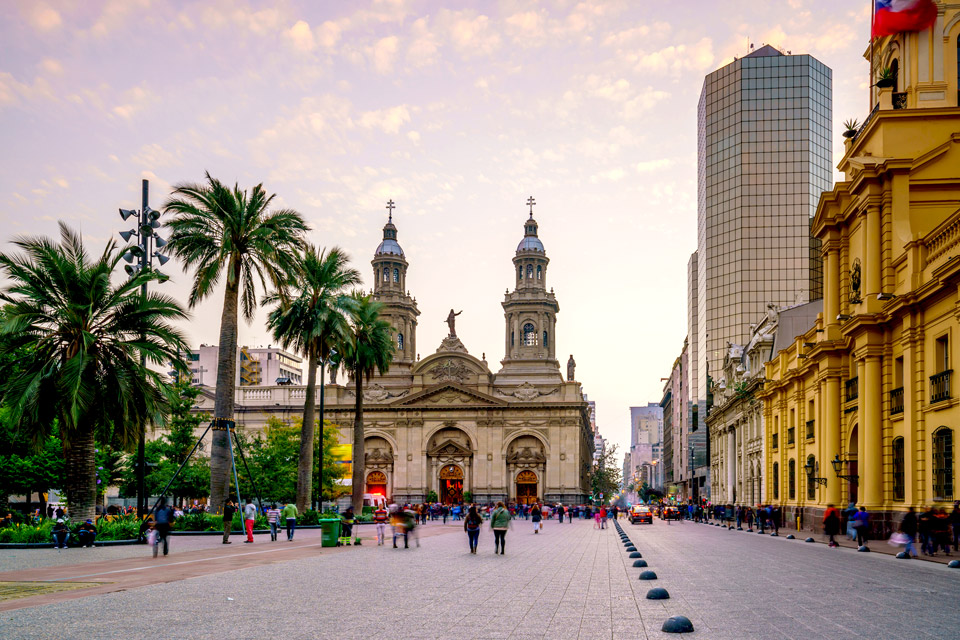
(1, 517, 958, 639)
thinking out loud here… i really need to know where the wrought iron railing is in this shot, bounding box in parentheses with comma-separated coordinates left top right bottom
(930, 370, 952, 404)
(893, 92, 907, 110)
(845, 377, 859, 403)
(853, 103, 879, 141)
(890, 387, 904, 415)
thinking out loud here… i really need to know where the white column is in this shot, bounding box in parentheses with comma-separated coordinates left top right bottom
(727, 429, 736, 503)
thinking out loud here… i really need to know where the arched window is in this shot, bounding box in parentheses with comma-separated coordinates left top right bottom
(537, 265, 542, 280)
(511, 331, 515, 347)
(773, 462, 779, 500)
(788, 459, 796, 500)
(890, 58, 899, 92)
(518, 266, 523, 280)
(526, 264, 533, 279)
(393, 268, 400, 283)
(382, 267, 389, 282)
(806, 454, 816, 500)
(543, 331, 548, 348)
(892, 437, 905, 501)
(522, 323, 536, 346)
(397, 332, 404, 351)
(933, 427, 954, 501)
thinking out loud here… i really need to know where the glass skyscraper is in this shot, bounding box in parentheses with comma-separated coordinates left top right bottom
(695, 45, 832, 433)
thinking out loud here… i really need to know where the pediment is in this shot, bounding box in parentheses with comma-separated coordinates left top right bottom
(427, 438, 473, 457)
(393, 383, 506, 407)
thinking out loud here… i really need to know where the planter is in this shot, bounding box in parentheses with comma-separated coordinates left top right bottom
(876, 78, 894, 89)
(842, 129, 857, 139)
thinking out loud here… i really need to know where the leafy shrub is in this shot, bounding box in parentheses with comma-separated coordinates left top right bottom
(0, 521, 53, 543)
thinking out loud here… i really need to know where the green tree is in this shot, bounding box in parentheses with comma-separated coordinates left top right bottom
(235, 416, 299, 505)
(590, 444, 622, 504)
(164, 173, 308, 510)
(315, 420, 349, 504)
(0, 407, 63, 513)
(265, 245, 360, 511)
(0, 224, 188, 521)
(330, 293, 394, 512)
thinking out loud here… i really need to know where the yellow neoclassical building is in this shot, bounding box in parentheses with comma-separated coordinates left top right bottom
(759, 13, 960, 535)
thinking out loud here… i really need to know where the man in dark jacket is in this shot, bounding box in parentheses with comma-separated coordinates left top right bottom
(222, 500, 236, 544)
(900, 507, 918, 558)
(153, 497, 175, 557)
(51, 519, 69, 549)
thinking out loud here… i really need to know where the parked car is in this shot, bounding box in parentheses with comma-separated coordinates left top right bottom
(629, 505, 653, 524)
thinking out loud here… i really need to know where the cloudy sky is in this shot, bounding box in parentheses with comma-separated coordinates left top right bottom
(1, 0, 872, 458)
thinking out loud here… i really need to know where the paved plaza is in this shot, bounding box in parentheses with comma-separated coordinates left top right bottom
(0, 517, 957, 639)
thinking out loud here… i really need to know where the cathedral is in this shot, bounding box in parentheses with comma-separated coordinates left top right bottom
(319, 201, 594, 505)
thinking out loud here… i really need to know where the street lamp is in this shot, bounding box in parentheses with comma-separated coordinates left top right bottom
(803, 460, 827, 487)
(830, 454, 858, 483)
(118, 179, 170, 519)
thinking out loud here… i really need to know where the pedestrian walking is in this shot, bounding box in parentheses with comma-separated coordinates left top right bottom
(243, 499, 256, 543)
(556, 504, 565, 523)
(491, 501, 512, 555)
(339, 507, 355, 546)
(900, 506, 919, 558)
(281, 502, 298, 541)
(531, 503, 542, 534)
(464, 505, 482, 554)
(266, 504, 281, 542)
(932, 507, 952, 555)
(374, 504, 389, 546)
(153, 497, 176, 557)
(600, 506, 608, 529)
(823, 504, 840, 547)
(843, 502, 858, 540)
(222, 500, 236, 544)
(852, 506, 870, 548)
(919, 505, 935, 555)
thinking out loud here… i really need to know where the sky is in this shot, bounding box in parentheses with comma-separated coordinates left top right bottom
(0, 0, 874, 459)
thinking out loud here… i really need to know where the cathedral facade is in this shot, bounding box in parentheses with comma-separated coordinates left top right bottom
(321, 204, 594, 505)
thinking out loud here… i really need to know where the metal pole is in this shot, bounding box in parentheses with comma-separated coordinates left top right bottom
(227, 425, 242, 507)
(316, 360, 325, 512)
(233, 432, 265, 516)
(136, 179, 149, 520)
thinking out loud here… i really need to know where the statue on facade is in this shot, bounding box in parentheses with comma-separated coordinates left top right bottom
(446, 309, 462, 337)
(567, 354, 576, 381)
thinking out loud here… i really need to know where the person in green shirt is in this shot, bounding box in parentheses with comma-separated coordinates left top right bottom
(281, 502, 298, 541)
(490, 501, 512, 555)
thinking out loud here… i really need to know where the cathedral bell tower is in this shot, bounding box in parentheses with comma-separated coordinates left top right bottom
(371, 200, 419, 368)
(500, 197, 560, 374)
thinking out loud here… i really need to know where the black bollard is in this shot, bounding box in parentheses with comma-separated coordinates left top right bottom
(629, 551, 642, 558)
(805, 537, 815, 542)
(857, 545, 870, 552)
(948, 560, 960, 568)
(786, 534, 795, 539)
(646, 587, 669, 600)
(896, 551, 909, 559)
(638, 570, 657, 580)
(661, 616, 694, 633)
(632, 559, 648, 568)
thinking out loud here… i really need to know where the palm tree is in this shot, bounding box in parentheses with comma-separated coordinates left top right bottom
(330, 293, 394, 512)
(265, 245, 360, 512)
(0, 223, 189, 521)
(164, 173, 308, 510)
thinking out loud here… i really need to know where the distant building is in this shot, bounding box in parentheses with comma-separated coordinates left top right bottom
(177, 344, 304, 387)
(629, 403, 663, 489)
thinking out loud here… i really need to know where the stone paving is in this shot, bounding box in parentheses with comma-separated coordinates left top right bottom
(0, 516, 957, 639)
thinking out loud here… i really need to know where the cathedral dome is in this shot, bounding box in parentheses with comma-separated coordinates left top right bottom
(516, 214, 544, 253)
(376, 237, 404, 257)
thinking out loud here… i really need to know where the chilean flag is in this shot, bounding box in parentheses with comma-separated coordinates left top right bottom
(873, 0, 938, 37)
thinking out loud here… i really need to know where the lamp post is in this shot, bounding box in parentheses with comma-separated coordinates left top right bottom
(314, 348, 336, 512)
(118, 179, 170, 518)
(804, 460, 828, 488)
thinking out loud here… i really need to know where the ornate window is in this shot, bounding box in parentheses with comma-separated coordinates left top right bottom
(543, 331, 548, 348)
(537, 265, 542, 280)
(788, 459, 796, 500)
(526, 264, 533, 279)
(522, 323, 537, 346)
(773, 462, 779, 500)
(806, 454, 816, 500)
(397, 332, 404, 351)
(892, 437, 905, 501)
(933, 427, 954, 501)
(393, 268, 399, 283)
(518, 266, 523, 280)
(382, 267, 389, 282)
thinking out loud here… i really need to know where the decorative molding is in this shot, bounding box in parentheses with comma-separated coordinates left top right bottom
(495, 381, 559, 401)
(430, 359, 470, 383)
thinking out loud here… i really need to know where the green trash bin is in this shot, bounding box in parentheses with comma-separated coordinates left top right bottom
(319, 518, 341, 547)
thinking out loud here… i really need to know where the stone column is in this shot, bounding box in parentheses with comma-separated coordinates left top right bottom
(823, 238, 840, 330)
(862, 355, 883, 507)
(727, 428, 736, 503)
(824, 376, 842, 505)
(865, 204, 882, 302)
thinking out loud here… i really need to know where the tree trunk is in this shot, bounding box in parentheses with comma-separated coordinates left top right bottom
(63, 426, 96, 522)
(209, 276, 240, 513)
(351, 367, 364, 513)
(296, 348, 318, 512)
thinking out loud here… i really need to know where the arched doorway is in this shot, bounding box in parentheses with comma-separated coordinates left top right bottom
(516, 470, 538, 504)
(439, 464, 464, 504)
(366, 470, 387, 498)
(848, 425, 859, 503)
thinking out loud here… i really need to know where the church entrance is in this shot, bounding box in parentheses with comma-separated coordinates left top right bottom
(439, 464, 464, 504)
(516, 470, 538, 504)
(366, 470, 387, 498)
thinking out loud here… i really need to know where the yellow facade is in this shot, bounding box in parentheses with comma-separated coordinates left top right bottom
(760, 12, 960, 534)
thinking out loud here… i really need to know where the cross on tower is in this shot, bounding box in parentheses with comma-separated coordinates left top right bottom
(526, 196, 536, 217)
(386, 199, 395, 222)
